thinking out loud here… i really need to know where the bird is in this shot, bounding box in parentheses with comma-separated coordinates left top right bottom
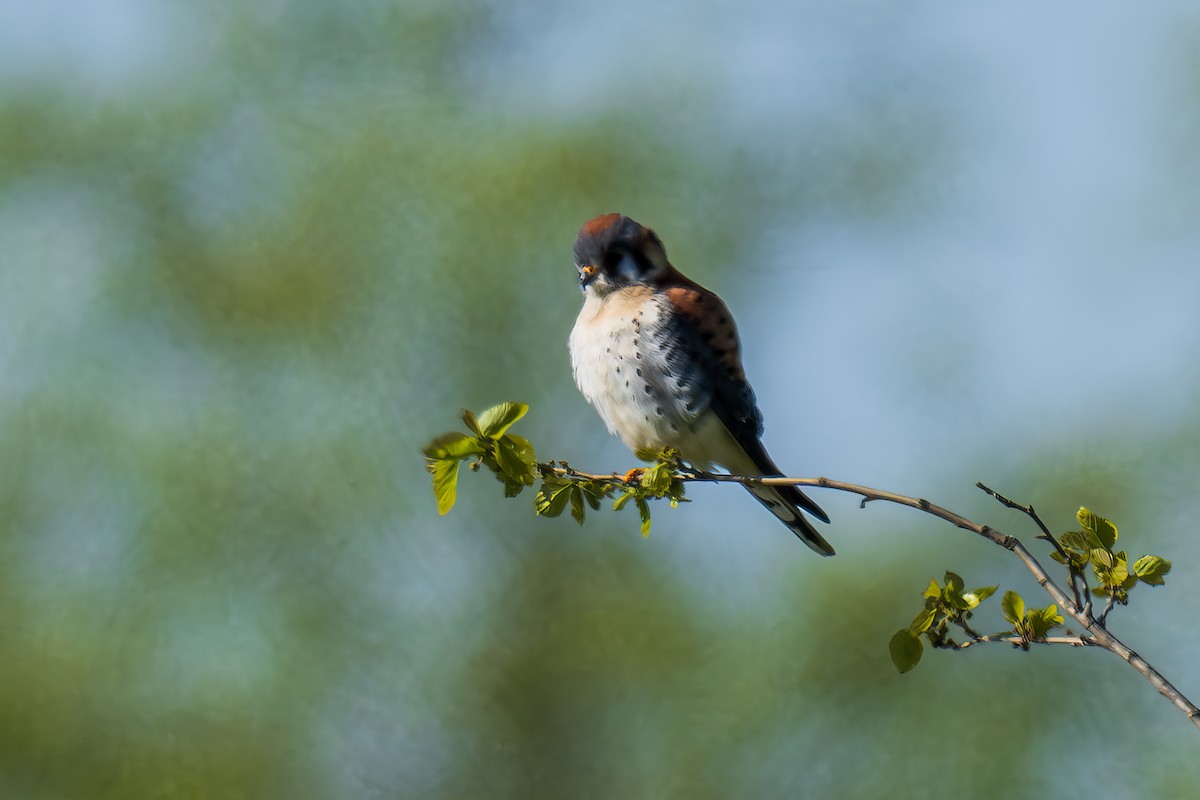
(568, 213, 834, 555)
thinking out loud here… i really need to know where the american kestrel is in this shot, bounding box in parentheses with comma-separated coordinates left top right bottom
(568, 213, 834, 555)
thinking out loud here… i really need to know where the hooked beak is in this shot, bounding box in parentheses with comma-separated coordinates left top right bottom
(578, 264, 599, 290)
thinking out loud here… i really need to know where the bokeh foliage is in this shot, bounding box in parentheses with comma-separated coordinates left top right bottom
(3, 1, 1200, 798)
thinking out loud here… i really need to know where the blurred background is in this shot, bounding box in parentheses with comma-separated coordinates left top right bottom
(3, 1, 1200, 797)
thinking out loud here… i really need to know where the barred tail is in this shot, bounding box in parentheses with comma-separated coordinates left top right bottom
(743, 482, 835, 556)
(733, 439, 834, 556)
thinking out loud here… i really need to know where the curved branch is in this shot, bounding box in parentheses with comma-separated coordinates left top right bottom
(711, 472, 1200, 730)
(549, 464, 1200, 730)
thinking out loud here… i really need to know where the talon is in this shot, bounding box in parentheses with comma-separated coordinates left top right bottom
(622, 468, 646, 484)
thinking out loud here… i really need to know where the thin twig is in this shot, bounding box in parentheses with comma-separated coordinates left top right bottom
(955, 617, 986, 642)
(1081, 569, 1094, 620)
(1099, 595, 1117, 626)
(937, 635, 1091, 651)
(977, 482, 1085, 613)
(976, 482, 1055, 539)
(543, 463, 1200, 730)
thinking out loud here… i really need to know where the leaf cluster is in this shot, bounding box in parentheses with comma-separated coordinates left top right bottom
(533, 450, 688, 535)
(421, 402, 536, 515)
(891, 506, 1173, 673)
(607, 453, 689, 536)
(1050, 507, 1172, 605)
(422, 403, 688, 535)
(889, 572, 997, 673)
(999, 590, 1064, 646)
(889, 572, 1069, 672)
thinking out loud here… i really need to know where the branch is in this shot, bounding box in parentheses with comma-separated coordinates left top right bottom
(426, 406, 1195, 729)
(551, 465, 1200, 730)
(1099, 594, 1117, 626)
(976, 481, 1086, 612)
(937, 635, 1091, 651)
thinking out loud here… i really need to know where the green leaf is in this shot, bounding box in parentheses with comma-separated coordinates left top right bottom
(476, 402, 529, 439)
(889, 630, 924, 673)
(944, 587, 971, 611)
(1077, 507, 1117, 550)
(633, 447, 661, 462)
(641, 463, 674, 495)
(1133, 555, 1172, 586)
(582, 486, 603, 511)
(1001, 590, 1025, 626)
(635, 497, 652, 537)
(921, 578, 941, 599)
(421, 432, 484, 460)
(613, 493, 633, 511)
(661, 447, 684, 467)
(944, 571, 965, 593)
(569, 487, 586, 526)
(504, 433, 537, 463)
(909, 607, 937, 635)
(1094, 551, 1129, 588)
(1060, 531, 1085, 550)
(969, 585, 998, 604)
(1026, 604, 1064, 640)
(461, 409, 483, 437)
(535, 484, 573, 518)
(429, 458, 460, 515)
(1090, 548, 1113, 568)
(1112, 552, 1129, 583)
(495, 436, 535, 487)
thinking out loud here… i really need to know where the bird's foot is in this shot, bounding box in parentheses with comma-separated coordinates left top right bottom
(621, 468, 645, 484)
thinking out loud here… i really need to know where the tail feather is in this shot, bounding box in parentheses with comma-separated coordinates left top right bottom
(736, 439, 834, 556)
(743, 483, 835, 556)
(773, 478, 829, 523)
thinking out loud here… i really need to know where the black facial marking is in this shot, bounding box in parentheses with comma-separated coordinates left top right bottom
(573, 215, 668, 290)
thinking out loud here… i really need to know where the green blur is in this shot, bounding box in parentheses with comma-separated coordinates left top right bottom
(2, 3, 1198, 798)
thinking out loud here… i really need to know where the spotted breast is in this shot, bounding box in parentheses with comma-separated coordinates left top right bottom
(570, 285, 710, 456)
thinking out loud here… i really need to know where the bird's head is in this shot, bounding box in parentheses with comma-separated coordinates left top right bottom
(572, 213, 670, 296)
